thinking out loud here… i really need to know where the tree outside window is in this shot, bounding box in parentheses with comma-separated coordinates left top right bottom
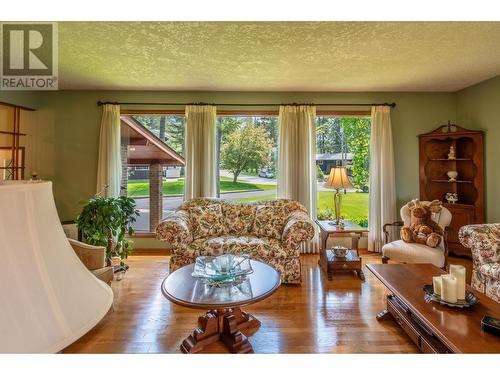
(217, 116, 278, 202)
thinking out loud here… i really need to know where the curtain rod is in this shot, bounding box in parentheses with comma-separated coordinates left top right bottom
(96, 101, 396, 108)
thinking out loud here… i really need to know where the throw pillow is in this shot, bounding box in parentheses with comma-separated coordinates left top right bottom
(223, 203, 257, 234)
(252, 205, 288, 240)
(189, 204, 226, 240)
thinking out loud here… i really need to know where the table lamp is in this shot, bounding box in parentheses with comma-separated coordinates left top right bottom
(324, 166, 354, 225)
(0, 181, 113, 353)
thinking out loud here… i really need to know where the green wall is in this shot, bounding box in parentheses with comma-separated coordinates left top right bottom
(1, 90, 458, 221)
(457, 75, 500, 222)
(0, 91, 40, 109)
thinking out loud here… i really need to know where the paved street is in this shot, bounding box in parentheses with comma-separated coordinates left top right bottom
(219, 170, 356, 192)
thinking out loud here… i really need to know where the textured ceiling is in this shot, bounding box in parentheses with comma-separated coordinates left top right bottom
(58, 22, 500, 91)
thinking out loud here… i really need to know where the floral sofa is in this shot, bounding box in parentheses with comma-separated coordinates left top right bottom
(459, 224, 500, 302)
(156, 198, 315, 284)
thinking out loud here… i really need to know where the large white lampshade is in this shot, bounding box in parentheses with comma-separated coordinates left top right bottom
(0, 181, 113, 353)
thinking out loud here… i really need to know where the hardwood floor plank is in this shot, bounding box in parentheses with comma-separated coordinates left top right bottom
(63, 251, 471, 354)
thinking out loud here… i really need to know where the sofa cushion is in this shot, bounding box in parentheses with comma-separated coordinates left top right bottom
(188, 204, 226, 240)
(254, 198, 308, 214)
(222, 203, 256, 234)
(479, 263, 500, 281)
(186, 235, 289, 259)
(381, 239, 445, 268)
(252, 205, 288, 240)
(179, 198, 223, 210)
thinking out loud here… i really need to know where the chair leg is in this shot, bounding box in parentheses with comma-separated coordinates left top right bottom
(381, 256, 390, 264)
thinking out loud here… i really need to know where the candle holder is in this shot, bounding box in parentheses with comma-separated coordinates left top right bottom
(423, 285, 479, 308)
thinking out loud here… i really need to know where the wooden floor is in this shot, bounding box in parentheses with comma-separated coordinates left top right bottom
(63, 251, 471, 354)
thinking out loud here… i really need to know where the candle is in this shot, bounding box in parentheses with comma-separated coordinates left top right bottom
(449, 264, 466, 300)
(433, 276, 443, 296)
(441, 274, 458, 303)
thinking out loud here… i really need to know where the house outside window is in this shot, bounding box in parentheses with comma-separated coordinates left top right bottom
(121, 114, 185, 232)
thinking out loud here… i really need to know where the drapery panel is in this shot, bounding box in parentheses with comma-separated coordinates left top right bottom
(368, 106, 397, 252)
(96, 104, 122, 197)
(278, 105, 319, 253)
(184, 105, 217, 199)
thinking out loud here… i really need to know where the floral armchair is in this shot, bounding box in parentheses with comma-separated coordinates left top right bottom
(459, 224, 500, 302)
(156, 198, 315, 284)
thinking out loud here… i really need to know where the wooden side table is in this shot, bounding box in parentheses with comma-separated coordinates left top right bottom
(316, 220, 368, 252)
(316, 220, 368, 281)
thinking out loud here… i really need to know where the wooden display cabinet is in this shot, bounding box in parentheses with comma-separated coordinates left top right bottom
(419, 123, 484, 258)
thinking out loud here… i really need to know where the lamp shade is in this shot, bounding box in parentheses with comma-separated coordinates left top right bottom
(0, 181, 113, 353)
(324, 166, 354, 190)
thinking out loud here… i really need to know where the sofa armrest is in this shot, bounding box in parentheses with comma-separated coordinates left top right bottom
(68, 238, 106, 270)
(156, 210, 193, 252)
(459, 224, 500, 264)
(282, 211, 315, 253)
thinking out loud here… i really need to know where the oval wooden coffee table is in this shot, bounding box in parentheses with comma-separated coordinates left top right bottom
(161, 259, 281, 354)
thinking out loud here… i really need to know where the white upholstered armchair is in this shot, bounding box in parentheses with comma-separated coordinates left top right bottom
(381, 201, 452, 268)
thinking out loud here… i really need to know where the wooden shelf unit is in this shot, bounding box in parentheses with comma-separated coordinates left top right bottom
(429, 158, 471, 161)
(0, 102, 35, 181)
(418, 123, 484, 258)
(430, 179, 472, 184)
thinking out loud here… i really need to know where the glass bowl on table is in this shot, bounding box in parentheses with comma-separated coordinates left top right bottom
(192, 254, 254, 287)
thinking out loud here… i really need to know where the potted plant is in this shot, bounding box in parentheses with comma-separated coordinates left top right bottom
(76, 195, 139, 269)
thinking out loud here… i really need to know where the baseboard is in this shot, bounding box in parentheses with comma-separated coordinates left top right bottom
(132, 248, 171, 256)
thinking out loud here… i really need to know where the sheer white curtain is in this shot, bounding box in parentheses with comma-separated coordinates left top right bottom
(96, 104, 122, 197)
(184, 105, 217, 199)
(278, 105, 318, 253)
(368, 106, 397, 252)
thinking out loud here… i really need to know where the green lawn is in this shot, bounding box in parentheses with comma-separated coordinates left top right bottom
(220, 177, 275, 193)
(127, 177, 275, 198)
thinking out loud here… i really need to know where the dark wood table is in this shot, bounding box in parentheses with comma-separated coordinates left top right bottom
(316, 220, 368, 281)
(367, 263, 500, 353)
(161, 260, 281, 354)
(319, 248, 365, 281)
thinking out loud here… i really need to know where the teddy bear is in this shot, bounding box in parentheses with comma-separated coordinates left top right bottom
(400, 199, 444, 248)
